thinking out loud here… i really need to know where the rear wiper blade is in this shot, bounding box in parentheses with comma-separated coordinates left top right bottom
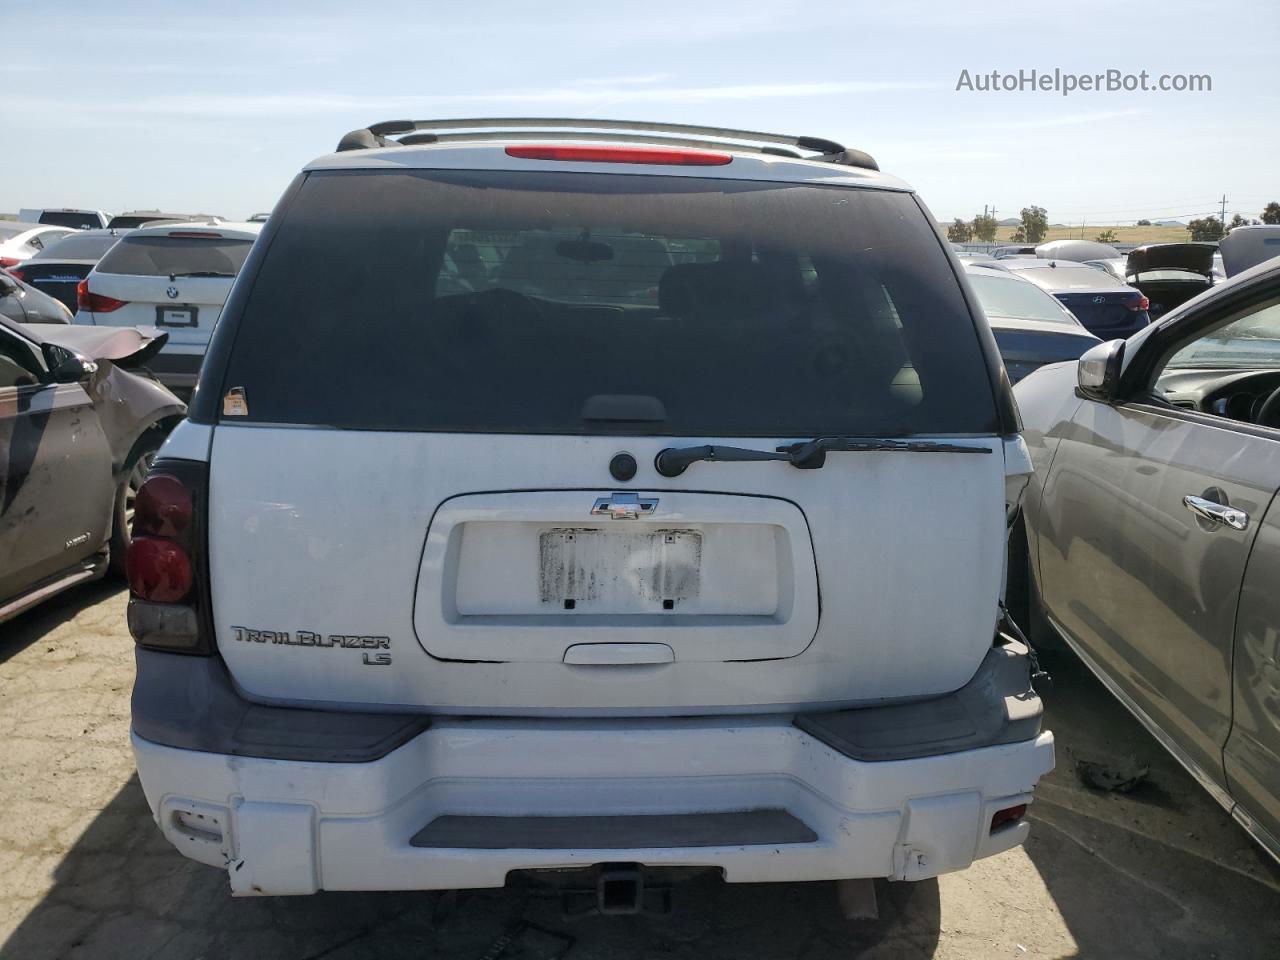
(655, 437, 991, 477)
(168, 271, 234, 278)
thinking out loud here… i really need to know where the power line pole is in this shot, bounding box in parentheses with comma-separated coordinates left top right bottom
(1221, 194, 1228, 226)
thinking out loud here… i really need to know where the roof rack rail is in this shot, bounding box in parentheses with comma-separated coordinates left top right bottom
(334, 118, 878, 171)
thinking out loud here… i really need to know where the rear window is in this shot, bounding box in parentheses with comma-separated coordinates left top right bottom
(96, 234, 253, 277)
(33, 234, 118, 260)
(218, 169, 998, 436)
(968, 273, 1074, 324)
(107, 216, 158, 229)
(1011, 266, 1125, 291)
(39, 212, 100, 229)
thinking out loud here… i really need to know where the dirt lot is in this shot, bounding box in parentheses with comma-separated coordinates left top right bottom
(2, 583, 1279, 960)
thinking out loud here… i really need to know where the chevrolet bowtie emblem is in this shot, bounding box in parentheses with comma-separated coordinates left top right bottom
(590, 492, 658, 519)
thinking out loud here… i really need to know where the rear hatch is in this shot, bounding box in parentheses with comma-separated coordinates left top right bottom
(77, 229, 253, 362)
(204, 163, 1014, 715)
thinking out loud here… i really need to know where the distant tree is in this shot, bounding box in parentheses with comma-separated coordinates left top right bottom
(970, 214, 998, 243)
(1228, 213, 1251, 232)
(1094, 229, 1118, 243)
(1020, 206, 1049, 244)
(1135, 219, 1152, 226)
(1187, 216, 1225, 242)
(1009, 226, 1028, 243)
(946, 218, 974, 243)
(1261, 202, 1280, 225)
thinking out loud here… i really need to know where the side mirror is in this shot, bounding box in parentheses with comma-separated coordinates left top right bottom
(1077, 339, 1126, 402)
(42, 343, 98, 383)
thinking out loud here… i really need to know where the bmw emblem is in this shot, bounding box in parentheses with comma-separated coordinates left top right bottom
(166, 285, 180, 299)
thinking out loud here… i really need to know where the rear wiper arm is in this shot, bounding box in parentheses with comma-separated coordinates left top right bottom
(655, 437, 991, 477)
(654, 445, 793, 477)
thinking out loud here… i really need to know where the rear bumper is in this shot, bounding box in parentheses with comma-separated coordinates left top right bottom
(132, 717, 1053, 896)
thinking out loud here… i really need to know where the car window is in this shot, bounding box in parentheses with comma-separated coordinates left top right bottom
(1163, 301, 1280, 372)
(968, 273, 1075, 324)
(0, 329, 43, 389)
(95, 234, 254, 277)
(38, 212, 99, 229)
(218, 168, 1000, 436)
(32, 233, 118, 260)
(1012, 266, 1124, 290)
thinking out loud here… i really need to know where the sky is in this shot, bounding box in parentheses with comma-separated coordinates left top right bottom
(2, 0, 1276, 226)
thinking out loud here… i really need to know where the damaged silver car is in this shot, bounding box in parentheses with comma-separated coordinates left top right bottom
(0, 316, 184, 623)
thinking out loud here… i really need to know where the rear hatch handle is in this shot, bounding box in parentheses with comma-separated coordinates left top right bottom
(654, 438, 992, 477)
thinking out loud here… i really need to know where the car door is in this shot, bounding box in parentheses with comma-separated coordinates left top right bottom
(0, 324, 115, 605)
(1037, 275, 1280, 799)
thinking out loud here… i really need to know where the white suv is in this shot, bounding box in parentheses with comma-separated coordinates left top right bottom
(73, 220, 262, 397)
(126, 119, 1053, 902)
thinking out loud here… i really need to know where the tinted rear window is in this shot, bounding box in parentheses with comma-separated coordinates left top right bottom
(96, 235, 253, 277)
(39, 212, 100, 229)
(33, 234, 118, 260)
(218, 169, 997, 436)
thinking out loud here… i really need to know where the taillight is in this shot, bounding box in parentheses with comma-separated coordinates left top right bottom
(990, 804, 1028, 832)
(6, 267, 27, 282)
(0, 257, 20, 268)
(76, 279, 128, 312)
(126, 459, 214, 654)
(505, 145, 732, 166)
(1128, 295, 1150, 312)
(127, 537, 194, 603)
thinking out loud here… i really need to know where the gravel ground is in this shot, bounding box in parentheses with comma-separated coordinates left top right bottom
(2, 582, 1279, 959)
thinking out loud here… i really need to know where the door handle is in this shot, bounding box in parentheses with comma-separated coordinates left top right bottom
(1183, 495, 1249, 531)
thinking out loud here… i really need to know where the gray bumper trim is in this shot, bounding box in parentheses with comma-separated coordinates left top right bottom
(794, 639, 1042, 762)
(133, 640, 1039, 766)
(131, 648, 430, 763)
(412, 809, 817, 850)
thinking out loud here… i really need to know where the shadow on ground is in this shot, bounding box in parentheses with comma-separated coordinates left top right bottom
(1022, 648, 1280, 960)
(0, 775, 941, 960)
(0, 578, 122, 667)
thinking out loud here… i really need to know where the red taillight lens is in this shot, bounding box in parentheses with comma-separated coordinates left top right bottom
(76, 279, 128, 312)
(1128, 295, 1150, 312)
(0, 257, 20, 268)
(127, 536, 194, 603)
(990, 804, 1028, 832)
(133, 474, 193, 538)
(505, 145, 732, 166)
(7, 267, 27, 282)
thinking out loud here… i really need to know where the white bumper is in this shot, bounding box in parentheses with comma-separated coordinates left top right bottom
(131, 717, 1054, 896)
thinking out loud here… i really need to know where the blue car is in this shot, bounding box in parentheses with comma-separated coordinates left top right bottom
(997, 259, 1151, 339)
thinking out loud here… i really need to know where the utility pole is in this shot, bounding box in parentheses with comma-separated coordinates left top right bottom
(1221, 194, 1228, 226)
